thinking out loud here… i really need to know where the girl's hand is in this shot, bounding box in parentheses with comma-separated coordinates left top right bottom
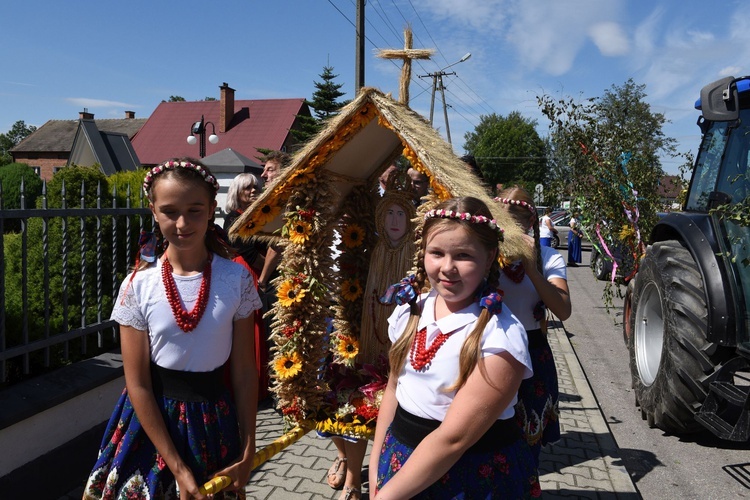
(519, 233, 537, 269)
(173, 468, 207, 500)
(211, 455, 255, 495)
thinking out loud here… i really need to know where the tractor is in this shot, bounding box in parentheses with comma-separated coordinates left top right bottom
(624, 76, 750, 441)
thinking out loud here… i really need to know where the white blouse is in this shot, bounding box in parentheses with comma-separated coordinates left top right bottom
(111, 255, 261, 372)
(388, 289, 532, 421)
(499, 245, 567, 330)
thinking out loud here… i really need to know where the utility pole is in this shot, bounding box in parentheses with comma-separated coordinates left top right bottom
(355, 0, 365, 93)
(418, 53, 471, 145)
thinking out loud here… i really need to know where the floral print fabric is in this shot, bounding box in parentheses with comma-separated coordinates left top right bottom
(83, 388, 244, 499)
(376, 428, 541, 499)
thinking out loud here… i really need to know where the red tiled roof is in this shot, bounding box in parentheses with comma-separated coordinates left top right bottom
(131, 98, 307, 166)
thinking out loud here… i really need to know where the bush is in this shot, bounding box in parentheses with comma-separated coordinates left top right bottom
(2, 166, 150, 384)
(0, 162, 43, 232)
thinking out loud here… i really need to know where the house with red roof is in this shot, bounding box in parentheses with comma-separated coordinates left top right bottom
(11, 111, 146, 181)
(131, 83, 310, 167)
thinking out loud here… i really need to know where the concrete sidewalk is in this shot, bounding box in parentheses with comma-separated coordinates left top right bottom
(60, 320, 639, 500)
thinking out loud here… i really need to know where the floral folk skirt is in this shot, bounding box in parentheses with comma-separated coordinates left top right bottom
(376, 428, 541, 499)
(515, 329, 561, 466)
(83, 387, 244, 499)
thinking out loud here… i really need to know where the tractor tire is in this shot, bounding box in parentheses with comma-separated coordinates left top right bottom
(627, 240, 732, 434)
(622, 279, 634, 345)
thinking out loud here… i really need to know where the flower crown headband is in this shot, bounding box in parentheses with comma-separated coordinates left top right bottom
(494, 197, 536, 215)
(424, 208, 504, 238)
(142, 160, 220, 197)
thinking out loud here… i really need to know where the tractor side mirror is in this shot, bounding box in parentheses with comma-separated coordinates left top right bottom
(700, 76, 740, 122)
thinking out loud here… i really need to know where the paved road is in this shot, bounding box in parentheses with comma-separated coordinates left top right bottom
(564, 249, 750, 499)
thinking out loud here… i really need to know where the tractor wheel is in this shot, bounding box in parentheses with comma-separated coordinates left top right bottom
(622, 279, 634, 345)
(627, 240, 732, 434)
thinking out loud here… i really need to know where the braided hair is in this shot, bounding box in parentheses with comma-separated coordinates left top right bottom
(389, 197, 502, 391)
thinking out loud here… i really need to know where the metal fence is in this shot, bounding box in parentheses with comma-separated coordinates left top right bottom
(0, 179, 151, 384)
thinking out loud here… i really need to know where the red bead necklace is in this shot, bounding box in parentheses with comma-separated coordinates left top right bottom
(502, 261, 526, 284)
(162, 254, 212, 332)
(410, 327, 453, 371)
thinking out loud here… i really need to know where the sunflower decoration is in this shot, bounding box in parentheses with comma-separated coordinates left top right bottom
(274, 351, 303, 380)
(257, 201, 282, 226)
(269, 172, 339, 430)
(335, 334, 360, 365)
(277, 276, 307, 308)
(287, 219, 312, 245)
(340, 278, 363, 302)
(342, 223, 365, 249)
(282, 206, 322, 246)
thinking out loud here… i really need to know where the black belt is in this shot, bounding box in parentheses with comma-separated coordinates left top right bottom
(526, 328, 548, 350)
(390, 404, 520, 452)
(151, 363, 226, 402)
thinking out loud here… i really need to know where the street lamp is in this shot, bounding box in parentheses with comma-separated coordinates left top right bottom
(186, 115, 219, 158)
(419, 53, 471, 145)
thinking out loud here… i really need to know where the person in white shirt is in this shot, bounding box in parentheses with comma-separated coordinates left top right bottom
(84, 158, 261, 499)
(539, 206, 557, 247)
(496, 187, 572, 467)
(369, 197, 540, 499)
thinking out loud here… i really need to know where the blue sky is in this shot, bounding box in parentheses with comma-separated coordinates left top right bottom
(2, 0, 748, 175)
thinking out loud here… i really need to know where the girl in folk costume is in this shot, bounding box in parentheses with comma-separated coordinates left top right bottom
(369, 197, 541, 499)
(83, 159, 261, 499)
(495, 186, 571, 467)
(326, 181, 416, 500)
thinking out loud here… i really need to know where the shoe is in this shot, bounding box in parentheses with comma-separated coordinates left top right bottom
(327, 456, 347, 489)
(342, 486, 361, 500)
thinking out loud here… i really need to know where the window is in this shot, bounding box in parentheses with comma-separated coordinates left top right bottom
(32, 167, 41, 176)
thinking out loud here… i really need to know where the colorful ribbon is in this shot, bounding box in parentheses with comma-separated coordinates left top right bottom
(138, 231, 157, 263)
(379, 275, 417, 305)
(479, 291, 503, 315)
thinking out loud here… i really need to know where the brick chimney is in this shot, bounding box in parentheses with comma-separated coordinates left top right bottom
(124, 110, 135, 119)
(220, 82, 235, 133)
(79, 108, 94, 120)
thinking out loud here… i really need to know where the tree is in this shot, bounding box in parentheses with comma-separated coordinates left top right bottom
(0, 163, 44, 232)
(167, 95, 186, 102)
(538, 78, 680, 301)
(292, 65, 349, 145)
(0, 120, 37, 166)
(462, 111, 547, 191)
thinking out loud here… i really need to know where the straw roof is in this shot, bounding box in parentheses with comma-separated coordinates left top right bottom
(229, 87, 529, 262)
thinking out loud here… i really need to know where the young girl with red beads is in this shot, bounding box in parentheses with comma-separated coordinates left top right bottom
(83, 158, 261, 500)
(496, 187, 571, 469)
(369, 197, 541, 499)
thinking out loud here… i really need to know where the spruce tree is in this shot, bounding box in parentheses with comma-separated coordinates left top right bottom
(292, 65, 349, 144)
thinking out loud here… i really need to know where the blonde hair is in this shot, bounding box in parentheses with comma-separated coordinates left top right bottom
(496, 186, 543, 275)
(389, 197, 501, 391)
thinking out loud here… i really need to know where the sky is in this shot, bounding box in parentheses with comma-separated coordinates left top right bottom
(3, 0, 749, 176)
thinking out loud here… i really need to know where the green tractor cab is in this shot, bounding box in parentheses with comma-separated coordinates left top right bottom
(624, 76, 750, 441)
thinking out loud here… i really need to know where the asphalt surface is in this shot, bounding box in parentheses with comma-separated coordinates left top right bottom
(563, 249, 750, 500)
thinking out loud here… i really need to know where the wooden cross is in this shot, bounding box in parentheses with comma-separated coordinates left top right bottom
(377, 26, 434, 105)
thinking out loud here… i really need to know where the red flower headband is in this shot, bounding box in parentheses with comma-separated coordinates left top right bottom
(143, 160, 220, 197)
(494, 197, 536, 215)
(424, 208, 504, 238)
